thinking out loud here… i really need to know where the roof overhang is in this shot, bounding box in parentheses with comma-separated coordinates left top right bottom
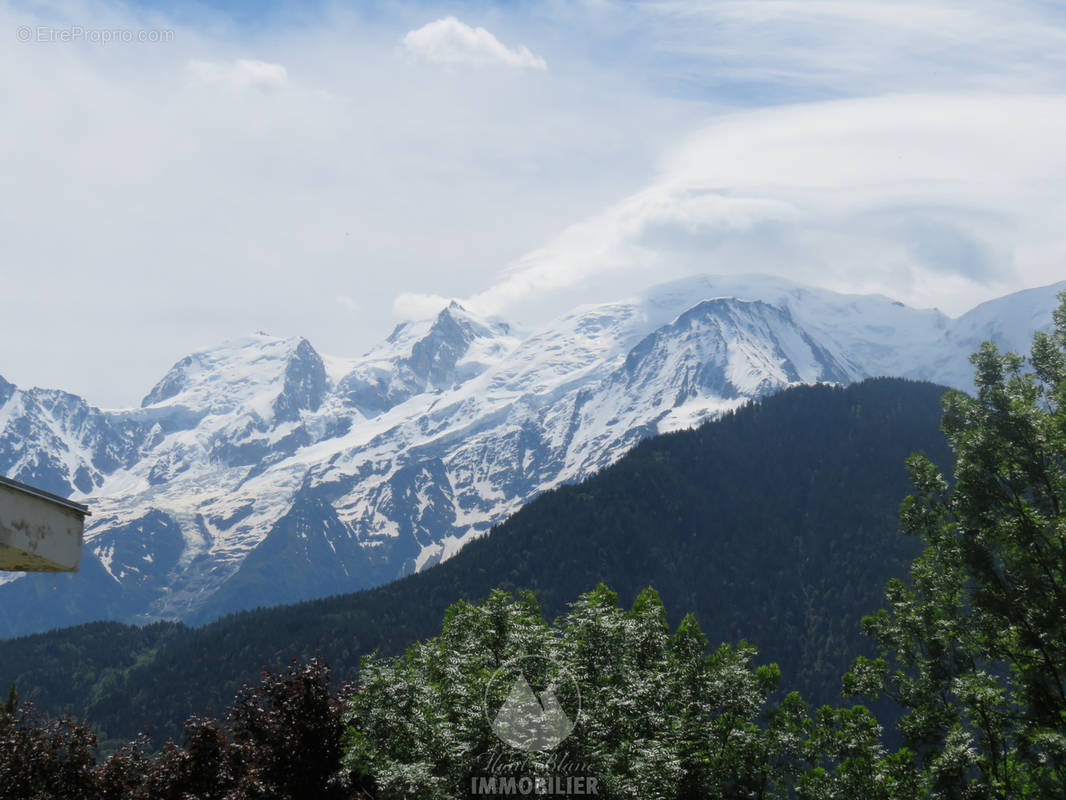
(0, 476, 90, 572)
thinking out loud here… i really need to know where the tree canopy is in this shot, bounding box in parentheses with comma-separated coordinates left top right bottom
(847, 291, 1066, 799)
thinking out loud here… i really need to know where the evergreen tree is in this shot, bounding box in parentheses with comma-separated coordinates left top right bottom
(3, 684, 17, 718)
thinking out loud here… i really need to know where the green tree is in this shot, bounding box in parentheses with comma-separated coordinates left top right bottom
(847, 291, 1066, 799)
(3, 684, 17, 718)
(344, 584, 813, 799)
(344, 589, 554, 799)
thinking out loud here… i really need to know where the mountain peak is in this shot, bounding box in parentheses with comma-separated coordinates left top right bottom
(140, 335, 310, 411)
(334, 303, 517, 415)
(272, 338, 327, 422)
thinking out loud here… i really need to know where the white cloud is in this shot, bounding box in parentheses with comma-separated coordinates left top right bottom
(187, 58, 289, 90)
(402, 17, 547, 70)
(465, 93, 1066, 317)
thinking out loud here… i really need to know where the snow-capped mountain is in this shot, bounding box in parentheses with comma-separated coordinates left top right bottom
(0, 276, 1062, 636)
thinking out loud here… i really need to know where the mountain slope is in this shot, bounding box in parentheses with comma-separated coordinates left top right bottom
(0, 378, 952, 744)
(0, 277, 1061, 635)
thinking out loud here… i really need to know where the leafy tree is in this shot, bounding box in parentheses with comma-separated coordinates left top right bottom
(791, 702, 921, 800)
(847, 291, 1066, 799)
(93, 735, 152, 800)
(345, 589, 554, 799)
(0, 702, 98, 800)
(345, 584, 821, 799)
(0, 660, 358, 800)
(221, 658, 355, 800)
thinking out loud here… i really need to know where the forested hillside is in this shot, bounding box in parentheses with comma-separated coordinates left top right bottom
(0, 378, 953, 746)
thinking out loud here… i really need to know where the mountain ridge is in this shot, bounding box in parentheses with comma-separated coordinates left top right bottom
(0, 275, 1062, 636)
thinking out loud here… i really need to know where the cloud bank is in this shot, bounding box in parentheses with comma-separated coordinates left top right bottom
(448, 92, 1066, 319)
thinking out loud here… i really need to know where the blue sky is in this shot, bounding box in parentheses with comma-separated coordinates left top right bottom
(3, 0, 1066, 406)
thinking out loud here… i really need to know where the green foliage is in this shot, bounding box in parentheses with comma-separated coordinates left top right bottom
(344, 584, 880, 800)
(0, 584, 915, 800)
(849, 291, 1066, 799)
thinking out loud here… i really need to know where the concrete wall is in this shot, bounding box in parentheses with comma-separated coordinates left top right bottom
(0, 483, 85, 572)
